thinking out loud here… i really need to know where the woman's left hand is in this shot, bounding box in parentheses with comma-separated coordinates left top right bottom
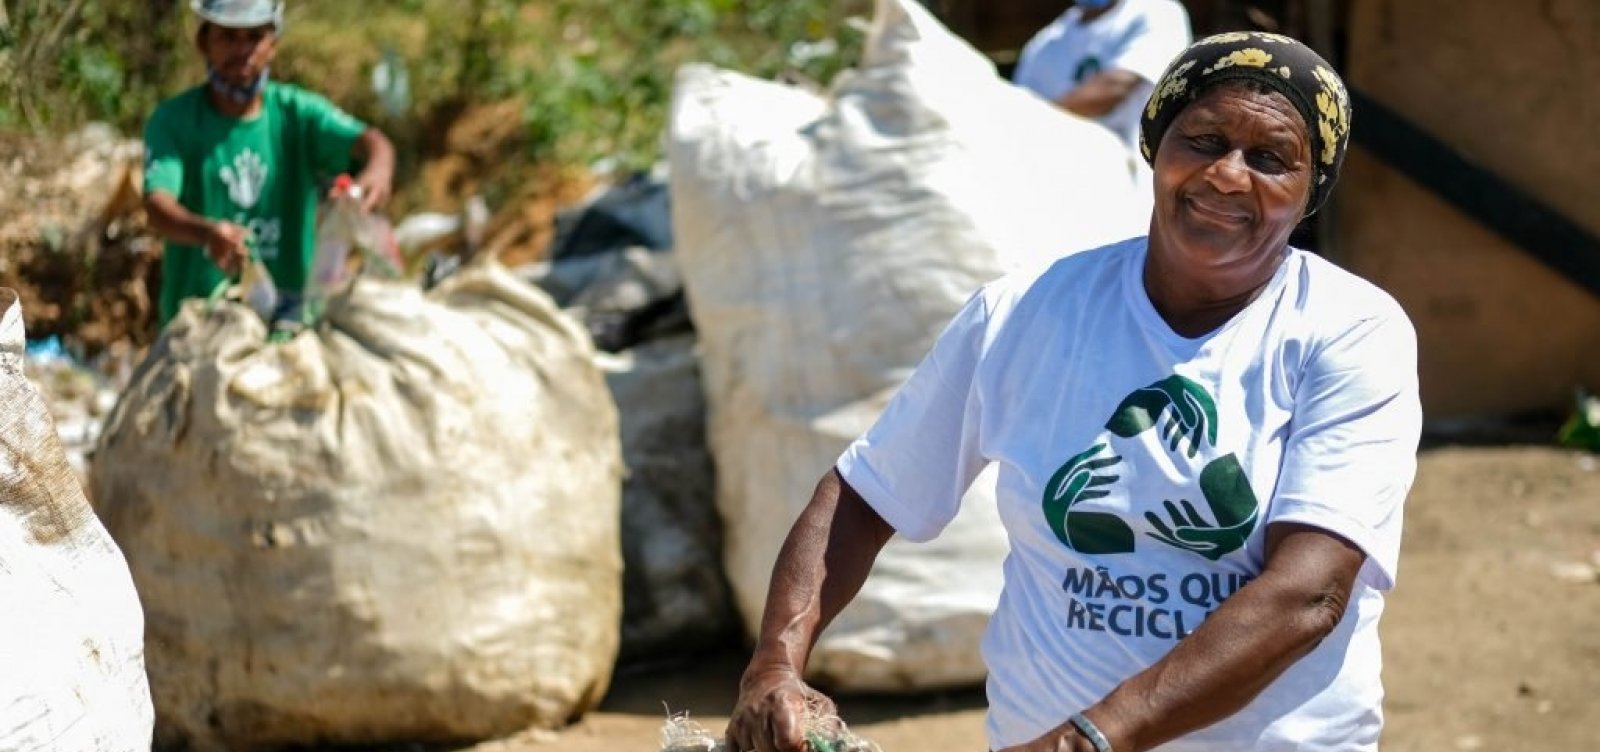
(996, 725, 1098, 752)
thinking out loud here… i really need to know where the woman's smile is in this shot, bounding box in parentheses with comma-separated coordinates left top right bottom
(1182, 193, 1252, 226)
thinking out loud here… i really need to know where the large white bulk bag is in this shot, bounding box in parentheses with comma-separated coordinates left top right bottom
(0, 288, 153, 751)
(91, 263, 623, 750)
(667, 0, 1147, 690)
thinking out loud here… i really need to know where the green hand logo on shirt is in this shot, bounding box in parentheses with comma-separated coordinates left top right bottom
(1143, 453, 1260, 560)
(1041, 443, 1135, 554)
(1041, 373, 1260, 562)
(220, 148, 269, 209)
(1105, 374, 1218, 458)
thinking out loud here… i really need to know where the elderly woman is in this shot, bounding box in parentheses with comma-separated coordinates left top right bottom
(725, 33, 1421, 752)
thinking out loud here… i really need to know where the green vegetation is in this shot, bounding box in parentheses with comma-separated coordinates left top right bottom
(0, 0, 867, 207)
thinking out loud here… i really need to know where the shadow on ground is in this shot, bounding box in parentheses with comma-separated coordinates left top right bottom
(605, 646, 989, 726)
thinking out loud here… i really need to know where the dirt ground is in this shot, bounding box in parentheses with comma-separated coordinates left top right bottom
(461, 445, 1600, 752)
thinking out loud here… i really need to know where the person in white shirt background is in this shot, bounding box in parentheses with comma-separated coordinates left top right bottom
(1014, 0, 1192, 187)
(726, 32, 1421, 752)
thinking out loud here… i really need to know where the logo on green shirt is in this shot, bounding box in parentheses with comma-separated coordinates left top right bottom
(143, 82, 368, 324)
(1041, 374, 1260, 561)
(220, 148, 269, 209)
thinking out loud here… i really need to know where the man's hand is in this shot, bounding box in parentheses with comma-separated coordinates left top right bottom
(725, 663, 835, 752)
(352, 127, 396, 213)
(353, 165, 393, 214)
(205, 221, 251, 274)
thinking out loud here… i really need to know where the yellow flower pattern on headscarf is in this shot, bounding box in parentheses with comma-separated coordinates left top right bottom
(1200, 32, 1252, 45)
(1202, 48, 1273, 75)
(1145, 59, 1197, 121)
(1250, 32, 1297, 45)
(1197, 31, 1298, 47)
(1311, 65, 1351, 166)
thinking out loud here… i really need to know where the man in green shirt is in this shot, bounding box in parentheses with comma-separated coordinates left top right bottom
(143, 0, 396, 325)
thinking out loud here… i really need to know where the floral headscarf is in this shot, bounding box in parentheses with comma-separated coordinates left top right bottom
(1139, 32, 1353, 216)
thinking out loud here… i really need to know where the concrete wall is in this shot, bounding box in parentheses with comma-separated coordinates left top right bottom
(1338, 0, 1600, 418)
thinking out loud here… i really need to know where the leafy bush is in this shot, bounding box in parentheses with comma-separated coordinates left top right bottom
(0, 0, 868, 196)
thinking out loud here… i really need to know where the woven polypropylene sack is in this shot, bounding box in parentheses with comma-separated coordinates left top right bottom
(91, 263, 623, 750)
(667, 0, 1147, 691)
(0, 287, 153, 751)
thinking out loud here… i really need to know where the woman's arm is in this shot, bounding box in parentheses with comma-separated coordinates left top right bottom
(1003, 522, 1365, 752)
(725, 469, 896, 752)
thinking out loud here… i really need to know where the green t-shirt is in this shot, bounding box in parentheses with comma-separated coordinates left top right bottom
(143, 81, 368, 324)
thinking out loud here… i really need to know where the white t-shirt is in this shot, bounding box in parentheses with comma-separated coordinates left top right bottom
(837, 237, 1421, 751)
(1012, 0, 1192, 151)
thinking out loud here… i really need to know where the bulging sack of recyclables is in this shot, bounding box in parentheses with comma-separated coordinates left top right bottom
(91, 263, 624, 750)
(0, 287, 153, 751)
(668, 0, 1147, 691)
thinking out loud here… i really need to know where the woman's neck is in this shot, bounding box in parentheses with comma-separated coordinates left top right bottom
(1143, 233, 1289, 339)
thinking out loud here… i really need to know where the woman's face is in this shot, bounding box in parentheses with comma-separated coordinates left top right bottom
(1150, 83, 1313, 273)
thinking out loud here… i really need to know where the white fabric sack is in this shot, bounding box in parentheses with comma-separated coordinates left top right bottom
(91, 263, 623, 750)
(667, 0, 1147, 691)
(0, 288, 153, 751)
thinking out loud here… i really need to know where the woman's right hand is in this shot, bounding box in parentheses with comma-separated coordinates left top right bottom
(725, 662, 836, 752)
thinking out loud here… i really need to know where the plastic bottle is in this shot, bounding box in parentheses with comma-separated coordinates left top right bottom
(239, 253, 279, 322)
(306, 175, 361, 318)
(306, 175, 403, 320)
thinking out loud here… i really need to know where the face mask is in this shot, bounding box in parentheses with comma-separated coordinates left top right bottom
(207, 66, 270, 104)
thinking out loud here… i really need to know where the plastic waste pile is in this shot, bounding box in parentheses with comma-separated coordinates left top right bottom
(513, 168, 733, 661)
(393, 195, 490, 288)
(599, 334, 735, 660)
(520, 168, 688, 353)
(21, 336, 123, 490)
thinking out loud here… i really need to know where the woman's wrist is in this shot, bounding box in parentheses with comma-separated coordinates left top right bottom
(1069, 712, 1115, 752)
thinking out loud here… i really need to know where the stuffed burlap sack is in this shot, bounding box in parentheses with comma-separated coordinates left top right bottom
(0, 288, 153, 751)
(91, 263, 622, 750)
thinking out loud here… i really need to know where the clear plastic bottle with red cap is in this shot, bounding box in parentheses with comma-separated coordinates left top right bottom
(306, 175, 402, 321)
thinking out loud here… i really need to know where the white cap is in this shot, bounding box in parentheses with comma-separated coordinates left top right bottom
(191, 0, 283, 31)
